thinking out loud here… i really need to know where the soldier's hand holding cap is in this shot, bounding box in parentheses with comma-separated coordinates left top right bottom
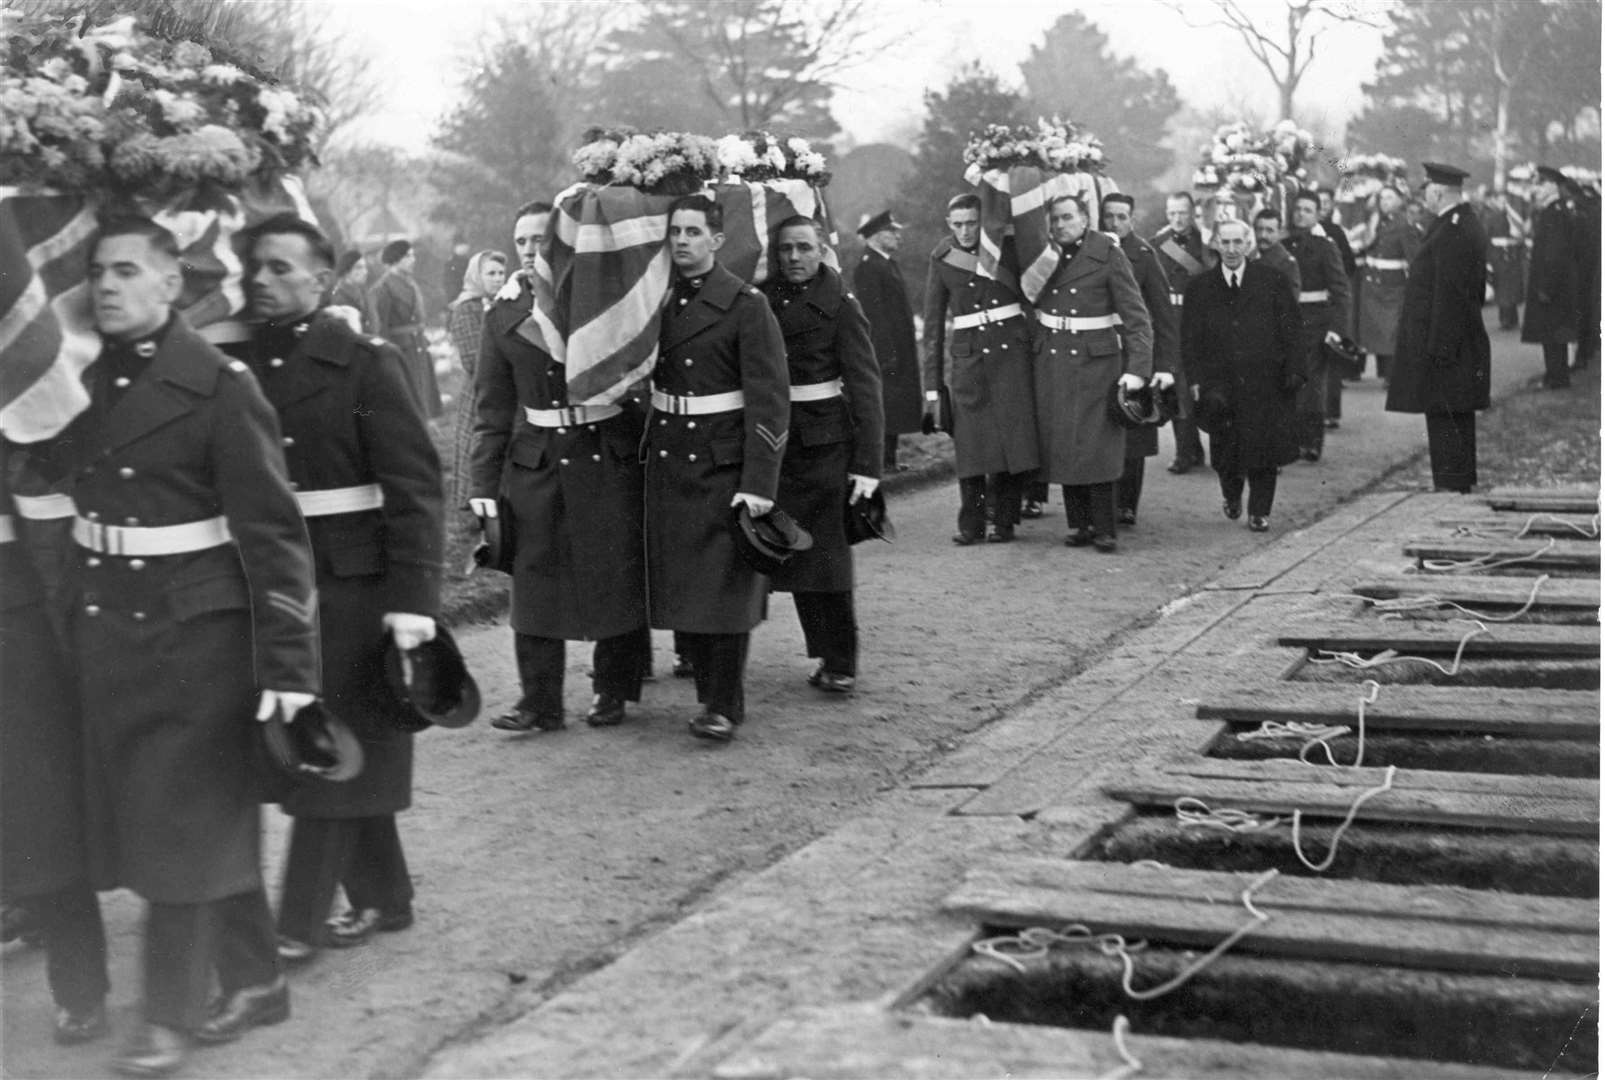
(469, 498, 497, 520)
(1150, 372, 1176, 390)
(1324, 330, 1342, 347)
(848, 474, 880, 504)
(256, 689, 316, 724)
(384, 612, 437, 652)
(731, 492, 774, 516)
(1118, 373, 1146, 392)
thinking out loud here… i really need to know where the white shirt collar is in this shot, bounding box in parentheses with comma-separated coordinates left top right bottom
(1222, 263, 1243, 286)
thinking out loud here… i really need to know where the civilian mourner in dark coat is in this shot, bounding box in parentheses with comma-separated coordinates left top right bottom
(1151, 192, 1215, 473)
(647, 195, 790, 741)
(1, 445, 109, 1045)
(1183, 219, 1304, 531)
(239, 215, 446, 966)
(1386, 163, 1491, 493)
(762, 218, 883, 691)
(60, 218, 319, 1072)
(921, 193, 1039, 543)
(1522, 167, 1581, 388)
(852, 211, 924, 468)
(370, 240, 443, 418)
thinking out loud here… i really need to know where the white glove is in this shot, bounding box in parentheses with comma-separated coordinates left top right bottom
(383, 612, 437, 652)
(731, 492, 774, 516)
(847, 474, 880, 503)
(1118, 372, 1146, 392)
(1324, 330, 1343, 346)
(256, 689, 315, 724)
(469, 497, 498, 519)
(1150, 371, 1176, 390)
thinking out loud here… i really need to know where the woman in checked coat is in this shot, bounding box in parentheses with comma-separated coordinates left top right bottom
(446, 250, 507, 510)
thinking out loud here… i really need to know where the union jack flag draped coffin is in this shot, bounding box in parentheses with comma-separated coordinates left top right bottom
(516, 178, 836, 407)
(970, 166, 1121, 304)
(0, 176, 318, 441)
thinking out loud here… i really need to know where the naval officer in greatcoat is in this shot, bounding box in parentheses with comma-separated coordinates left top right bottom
(761, 215, 883, 693)
(61, 216, 320, 1077)
(920, 193, 1040, 544)
(239, 214, 445, 966)
(647, 194, 790, 742)
(471, 200, 650, 733)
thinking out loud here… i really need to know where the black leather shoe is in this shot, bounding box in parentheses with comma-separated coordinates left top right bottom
(585, 694, 627, 727)
(1300, 447, 1321, 463)
(275, 934, 317, 966)
(1092, 533, 1118, 553)
(1222, 499, 1242, 521)
(1167, 458, 1195, 475)
(1064, 528, 1095, 547)
(672, 654, 694, 678)
(807, 666, 855, 693)
(1117, 507, 1137, 527)
(54, 1002, 109, 1045)
(1020, 499, 1044, 519)
(951, 530, 983, 546)
(689, 711, 736, 741)
(1248, 516, 1271, 533)
(491, 708, 564, 732)
(112, 1024, 188, 1077)
(325, 906, 413, 948)
(986, 524, 1015, 543)
(192, 976, 289, 1045)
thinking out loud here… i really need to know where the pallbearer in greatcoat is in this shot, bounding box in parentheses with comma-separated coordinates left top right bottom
(1354, 184, 1420, 383)
(1150, 191, 1214, 475)
(1283, 190, 1352, 459)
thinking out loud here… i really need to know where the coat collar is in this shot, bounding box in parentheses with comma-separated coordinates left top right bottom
(764, 263, 846, 319)
(663, 262, 746, 349)
(1058, 230, 1112, 278)
(89, 314, 221, 459)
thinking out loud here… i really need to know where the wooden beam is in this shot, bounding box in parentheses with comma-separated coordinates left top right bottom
(1403, 538, 1599, 571)
(1196, 685, 1600, 738)
(1278, 620, 1599, 658)
(1433, 514, 1600, 540)
(943, 859, 1598, 981)
(1350, 576, 1599, 610)
(1483, 487, 1599, 514)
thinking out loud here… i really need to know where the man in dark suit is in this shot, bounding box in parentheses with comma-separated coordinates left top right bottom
(239, 215, 445, 966)
(1284, 191, 1352, 460)
(921, 193, 1039, 544)
(762, 216, 883, 692)
(1386, 163, 1492, 493)
(1522, 166, 1581, 389)
(1183, 218, 1305, 532)
(1151, 191, 1214, 474)
(470, 200, 649, 734)
(852, 210, 922, 471)
(646, 195, 789, 742)
(62, 217, 320, 1076)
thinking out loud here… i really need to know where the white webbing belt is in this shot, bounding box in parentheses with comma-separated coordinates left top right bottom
(1035, 312, 1119, 332)
(72, 515, 232, 556)
(12, 492, 76, 520)
(0, 515, 15, 544)
(650, 389, 745, 416)
(295, 484, 385, 517)
(789, 379, 842, 403)
(1491, 237, 1520, 248)
(1365, 257, 1409, 271)
(951, 303, 1023, 330)
(1297, 290, 1331, 304)
(523, 404, 623, 428)
(1169, 292, 1185, 306)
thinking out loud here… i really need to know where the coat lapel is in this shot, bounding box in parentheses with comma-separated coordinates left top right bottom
(663, 264, 740, 350)
(95, 320, 216, 458)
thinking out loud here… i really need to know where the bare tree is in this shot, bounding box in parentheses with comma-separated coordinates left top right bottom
(255, 1, 384, 152)
(1162, 0, 1391, 120)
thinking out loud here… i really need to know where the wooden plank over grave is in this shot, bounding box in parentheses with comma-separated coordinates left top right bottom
(1402, 537, 1599, 572)
(1350, 576, 1600, 610)
(1483, 487, 1599, 514)
(943, 859, 1598, 981)
(1196, 685, 1600, 738)
(1278, 619, 1599, 658)
(1433, 513, 1600, 540)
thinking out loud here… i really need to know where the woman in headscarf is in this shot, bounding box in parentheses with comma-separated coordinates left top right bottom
(447, 250, 508, 510)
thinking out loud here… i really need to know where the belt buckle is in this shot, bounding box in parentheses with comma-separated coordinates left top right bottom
(103, 523, 123, 557)
(561, 407, 580, 426)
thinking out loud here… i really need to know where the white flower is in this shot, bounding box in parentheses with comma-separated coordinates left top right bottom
(715, 133, 757, 173)
(202, 64, 244, 85)
(153, 88, 206, 130)
(786, 136, 811, 156)
(763, 143, 786, 171)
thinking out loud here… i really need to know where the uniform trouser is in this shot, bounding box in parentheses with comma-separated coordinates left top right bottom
(277, 815, 414, 944)
(883, 432, 900, 468)
(31, 880, 108, 1013)
(677, 632, 750, 724)
(959, 473, 1023, 535)
(1117, 457, 1145, 514)
(1542, 342, 1573, 386)
(514, 626, 649, 715)
(145, 888, 277, 1030)
(1297, 342, 1330, 452)
(1374, 353, 1393, 380)
(1219, 467, 1279, 518)
(1425, 412, 1478, 493)
(1171, 417, 1205, 465)
(1063, 482, 1116, 537)
(1024, 478, 1050, 505)
(1498, 304, 1520, 329)
(1325, 362, 1344, 420)
(792, 591, 857, 677)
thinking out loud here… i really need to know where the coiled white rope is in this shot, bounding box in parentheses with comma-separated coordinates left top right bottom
(1420, 535, 1556, 574)
(1103, 869, 1280, 1001)
(1297, 680, 1379, 768)
(971, 923, 1144, 974)
(1291, 765, 1398, 872)
(1305, 620, 1489, 676)
(1173, 796, 1283, 833)
(1097, 1015, 1144, 1080)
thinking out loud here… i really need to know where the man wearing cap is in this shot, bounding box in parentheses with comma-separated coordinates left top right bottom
(852, 209, 922, 472)
(370, 238, 442, 419)
(1386, 163, 1491, 493)
(761, 215, 883, 692)
(1150, 192, 1214, 475)
(647, 194, 789, 742)
(1571, 176, 1600, 371)
(1283, 191, 1352, 459)
(61, 216, 319, 1075)
(1355, 184, 1421, 384)
(1101, 193, 1177, 528)
(921, 193, 1039, 544)
(470, 200, 650, 735)
(1033, 193, 1153, 553)
(1482, 187, 1526, 332)
(238, 214, 445, 968)
(1522, 166, 1582, 389)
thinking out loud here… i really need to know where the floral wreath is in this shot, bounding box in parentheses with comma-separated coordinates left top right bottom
(962, 116, 1107, 185)
(1200, 120, 1313, 193)
(571, 126, 720, 196)
(1, 12, 323, 199)
(713, 131, 830, 186)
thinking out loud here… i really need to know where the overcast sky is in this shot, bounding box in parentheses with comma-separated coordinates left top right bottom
(326, 0, 1388, 152)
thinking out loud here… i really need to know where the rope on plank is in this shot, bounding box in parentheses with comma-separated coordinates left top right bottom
(1291, 764, 1398, 872)
(1173, 796, 1283, 833)
(1297, 679, 1379, 769)
(1324, 574, 1552, 623)
(1419, 535, 1556, 574)
(1096, 1015, 1144, 1080)
(1103, 869, 1280, 1001)
(1514, 512, 1600, 540)
(970, 923, 1144, 974)
(1305, 619, 1489, 676)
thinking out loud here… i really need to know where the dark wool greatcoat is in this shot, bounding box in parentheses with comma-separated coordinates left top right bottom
(246, 311, 443, 819)
(1356, 212, 1421, 355)
(852, 247, 924, 436)
(1115, 231, 1178, 458)
(762, 265, 883, 594)
(646, 263, 789, 634)
(1483, 203, 1526, 313)
(920, 238, 1039, 477)
(1282, 230, 1352, 416)
(1151, 225, 1217, 411)
(1183, 262, 1304, 472)
(471, 277, 646, 642)
(59, 315, 319, 903)
(330, 281, 373, 332)
(1387, 203, 1492, 415)
(1254, 242, 1303, 292)
(1032, 232, 1153, 486)
(1576, 192, 1602, 350)
(1522, 199, 1581, 346)
(1, 454, 88, 899)
(370, 268, 443, 418)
